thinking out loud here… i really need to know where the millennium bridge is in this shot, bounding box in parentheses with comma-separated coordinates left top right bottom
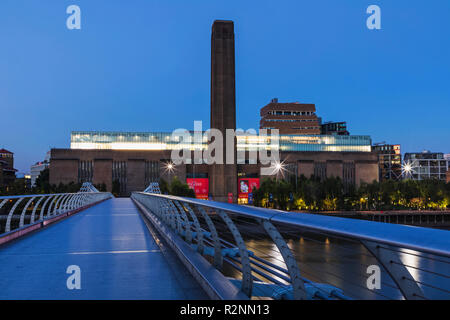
(0, 183, 449, 300)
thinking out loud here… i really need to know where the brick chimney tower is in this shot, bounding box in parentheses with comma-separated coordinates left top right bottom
(209, 20, 237, 202)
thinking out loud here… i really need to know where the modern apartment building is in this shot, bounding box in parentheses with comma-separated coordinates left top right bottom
(404, 151, 448, 181)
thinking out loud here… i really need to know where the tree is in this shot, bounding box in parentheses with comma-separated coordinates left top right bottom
(159, 178, 169, 194)
(169, 177, 195, 198)
(35, 168, 51, 194)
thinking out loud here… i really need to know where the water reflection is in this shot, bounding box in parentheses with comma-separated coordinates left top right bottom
(221, 229, 450, 300)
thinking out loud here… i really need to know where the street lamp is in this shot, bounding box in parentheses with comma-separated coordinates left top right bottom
(164, 161, 175, 183)
(271, 161, 285, 181)
(401, 161, 415, 179)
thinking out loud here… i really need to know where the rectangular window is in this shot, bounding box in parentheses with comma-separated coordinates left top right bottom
(78, 160, 93, 183)
(343, 162, 355, 188)
(145, 161, 160, 185)
(314, 162, 327, 181)
(112, 161, 127, 194)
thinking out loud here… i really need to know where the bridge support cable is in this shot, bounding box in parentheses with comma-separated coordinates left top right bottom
(173, 201, 193, 243)
(184, 203, 205, 254)
(198, 206, 223, 269)
(258, 219, 307, 300)
(362, 240, 425, 300)
(215, 210, 253, 298)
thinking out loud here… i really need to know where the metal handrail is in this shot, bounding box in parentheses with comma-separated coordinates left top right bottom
(0, 189, 113, 235)
(132, 191, 450, 300)
(134, 193, 450, 258)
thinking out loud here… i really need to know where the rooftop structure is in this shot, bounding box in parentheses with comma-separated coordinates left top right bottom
(260, 99, 321, 135)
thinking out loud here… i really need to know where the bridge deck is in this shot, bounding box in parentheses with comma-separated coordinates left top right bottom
(0, 198, 207, 299)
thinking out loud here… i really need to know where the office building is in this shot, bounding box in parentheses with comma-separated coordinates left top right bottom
(404, 151, 448, 181)
(30, 152, 50, 187)
(372, 144, 402, 181)
(321, 121, 349, 136)
(0, 148, 17, 189)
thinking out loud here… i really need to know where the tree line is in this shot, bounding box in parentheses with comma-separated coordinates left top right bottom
(0, 169, 107, 196)
(252, 175, 450, 211)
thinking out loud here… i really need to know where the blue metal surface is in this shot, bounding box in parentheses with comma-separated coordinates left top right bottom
(0, 198, 207, 300)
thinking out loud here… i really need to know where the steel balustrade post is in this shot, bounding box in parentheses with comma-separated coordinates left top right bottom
(5, 198, 25, 233)
(0, 199, 8, 210)
(60, 194, 73, 212)
(168, 200, 177, 230)
(46, 195, 57, 217)
(30, 196, 45, 223)
(76, 194, 83, 208)
(56, 194, 70, 214)
(161, 198, 176, 229)
(59, 194, 69, 212)
(39, 195, 55, 221)
(79, 193, 86, 207)
(72, 194, 82, 210)
(0, 199, 9, 231)
(217, 209, 253, 298)
(156, 197, 171, 227)
(54, 194, 67, 215)
(174, 201, 193, 243)
(183, 203, 204, 253)
(166, 200, 174, 227)
(259, 219, 307, 300)
(83, 193, 90, 206)
(19, 197, 36, 228)
(78, 193, 86, 207)
(67, 194, 78, 210)
(197, 206, 223, 270)
(169, 200, 184, 235)
(47, 194, 63, 217)
(362, 240, 425, 300)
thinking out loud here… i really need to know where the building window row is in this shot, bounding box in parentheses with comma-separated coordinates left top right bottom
(267, 110, 315, 116)
(265, 119, 318, 123)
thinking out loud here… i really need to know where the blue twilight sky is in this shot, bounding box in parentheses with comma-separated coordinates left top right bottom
(0, 0, 449, 173)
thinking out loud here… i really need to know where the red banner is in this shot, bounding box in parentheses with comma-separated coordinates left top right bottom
(186, 178, 209, 200)
(238, 178, 260, 199)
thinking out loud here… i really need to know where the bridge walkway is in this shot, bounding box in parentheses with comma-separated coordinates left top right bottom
(0, 198, 207, 299)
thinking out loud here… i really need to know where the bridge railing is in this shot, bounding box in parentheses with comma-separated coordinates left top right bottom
(132, 192, 450, 300)
(0, 191, 113, 236)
